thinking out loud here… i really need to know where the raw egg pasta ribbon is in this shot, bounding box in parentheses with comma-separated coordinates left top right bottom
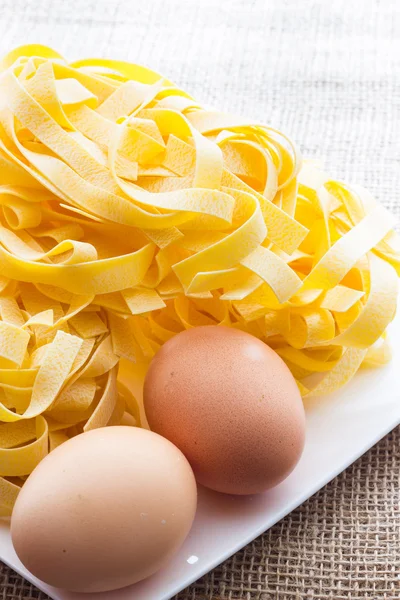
(0, 45, 398, 508)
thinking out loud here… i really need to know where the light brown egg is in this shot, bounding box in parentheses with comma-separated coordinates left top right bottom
(144, 326, 305, 495)
(11, 427, 197, 593)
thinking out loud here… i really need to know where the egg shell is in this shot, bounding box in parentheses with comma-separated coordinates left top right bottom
(11, 427, 197, 593)
(144, 326, 306, 495)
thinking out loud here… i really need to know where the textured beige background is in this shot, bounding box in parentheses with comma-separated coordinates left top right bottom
(0, 0, 399, 598)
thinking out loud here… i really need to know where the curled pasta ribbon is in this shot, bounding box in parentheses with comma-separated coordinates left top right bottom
(0, 45, 399, 513)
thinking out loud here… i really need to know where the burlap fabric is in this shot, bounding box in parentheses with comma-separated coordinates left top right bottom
(0, 0, 399, 598)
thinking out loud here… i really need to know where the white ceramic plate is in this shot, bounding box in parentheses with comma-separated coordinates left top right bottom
(1, 311, 400, 600)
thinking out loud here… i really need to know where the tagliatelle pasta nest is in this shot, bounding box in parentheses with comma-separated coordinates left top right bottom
(0, 44, 399, 514)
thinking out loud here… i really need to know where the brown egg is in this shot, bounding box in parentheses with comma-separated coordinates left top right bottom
(11, 427, 197, 592)
(144, 326, 305, 495)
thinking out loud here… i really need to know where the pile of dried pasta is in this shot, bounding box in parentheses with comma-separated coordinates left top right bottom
(0, 44, 399, 515)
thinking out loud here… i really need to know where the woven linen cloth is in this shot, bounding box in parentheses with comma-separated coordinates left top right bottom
(0, 0, 399, 598)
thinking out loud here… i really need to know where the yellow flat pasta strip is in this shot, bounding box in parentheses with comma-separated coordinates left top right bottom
(83, 366, 117, 431)
(23, 309, 54, 328)
(334, 254, 398, 349)
(275, 347, 340, 373)
(0, 369, 37, 387)
(173, 188, 267, 289)
(362, 335, 392, 368)
(48, 430, 69, 451)
(221, 170, 307, 254)
(0, 420, 36, 448)
(69, 311, 108, 338)
(97, 79, 164, 121)
(302, 204, 395, 290)
(320, 285, 365, 312)
(49, 378, 97, 423)
(108, 312, 142, 362)
(0, 243, 156, 295)
(0, 297, 25, 327)
(107, 392, 126, 427)
(304, 348, 367, 398)
(121, 288, 166, 315)
(22, 331, 83, 419)
(186, 267, 244, 295)
(0, 415, 48, 476)
(240, 246, 302, 303)
(79, 335, 119, 378)
(0, 476, 21, 515)
(0, 321, 30, 367)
